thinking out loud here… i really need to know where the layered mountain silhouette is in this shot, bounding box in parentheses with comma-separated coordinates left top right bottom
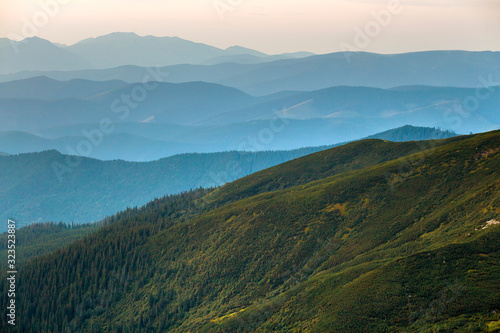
(0, 33, 314, 75)
(1, 43, 499, 96)
(0, 37, 93, 74)
(1, 29, 500, 333)
(0, 77, 497, 160)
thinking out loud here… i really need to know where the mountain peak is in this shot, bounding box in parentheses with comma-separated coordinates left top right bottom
(20, 36, 53, 45)
(104, 31, 140, 38)
(225, 45, 267, 57)
(71, 32, 141, 46)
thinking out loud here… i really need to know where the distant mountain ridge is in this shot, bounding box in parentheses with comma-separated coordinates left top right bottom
(0, 37, 93, 74)
(0, 33, 314, 74)
(0, 76, 128, 99)
(0, 76, 496, 161)
(0, 123, 459, 161)
(1, 49, 498, 96)
(1, 78, 497, 146)
(0, 80, 258, 131)
(65, 32, 226, 68)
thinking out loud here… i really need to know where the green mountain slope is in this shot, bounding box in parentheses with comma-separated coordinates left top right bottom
(0, 126, 455, 230)
(1, 130, 499, 332)
(208, 134, 462, 208)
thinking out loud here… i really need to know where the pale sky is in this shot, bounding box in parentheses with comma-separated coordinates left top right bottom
(0, 0, 499, 54)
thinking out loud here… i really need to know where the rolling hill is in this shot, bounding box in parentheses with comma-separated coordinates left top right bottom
(1, 129, 499, 332)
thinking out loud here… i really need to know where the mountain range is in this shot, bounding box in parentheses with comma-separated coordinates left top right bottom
(0, 76, 498, 161)
(2, 22, 500, 333)
(0, 37, 92, 74)
(0, 126, 456, 230)
(1, 31, 499, 331)
(0, 33, 314, 75)
(1, 128, 498, 331)
(1, 47, 499, 96)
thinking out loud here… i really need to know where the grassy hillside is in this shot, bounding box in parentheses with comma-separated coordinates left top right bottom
(207, 135, 463, 207)
(1, 130, 499, 332)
